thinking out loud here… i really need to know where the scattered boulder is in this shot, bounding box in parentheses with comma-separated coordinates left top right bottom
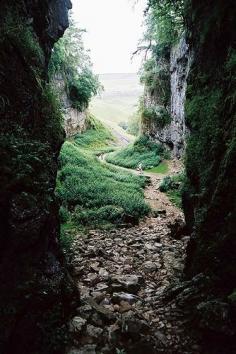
(86, 324, 103, 339)
(69, 316, 87, 334)
(143, 261, 158, 272)
(110, 274, 143, 294)
(112, 292, 139, 305)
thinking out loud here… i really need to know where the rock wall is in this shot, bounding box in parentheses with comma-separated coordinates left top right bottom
(0, 1, 77, 353)
(141, 36, 191, 158)
(170, 36, 191, 157)
(181, 0, 236, 351)
(53, 74, 88, 136)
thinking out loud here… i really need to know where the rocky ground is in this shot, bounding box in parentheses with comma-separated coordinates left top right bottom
(66, 162, 202, 354)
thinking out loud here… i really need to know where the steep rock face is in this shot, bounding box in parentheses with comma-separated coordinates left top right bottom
(53, 75, 88, 136)
(141, 36, 191, 158)
(0, 1, 77, 353)
(182, 0, 236, 351)
(170, 36, 191, 157)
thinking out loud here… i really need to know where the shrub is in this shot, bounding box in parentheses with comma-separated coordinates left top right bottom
(141, 105, 171, 128)
(159, 173, 185, 208)
(159, 176, 173, 192)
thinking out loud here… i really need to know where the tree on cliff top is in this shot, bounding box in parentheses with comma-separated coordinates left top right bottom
(49, 18, 102, 111)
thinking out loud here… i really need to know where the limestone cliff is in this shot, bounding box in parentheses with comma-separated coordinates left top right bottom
(0, 1, 77, 353)
(141, 35, 191, 158)
(53, 74, 88, 136)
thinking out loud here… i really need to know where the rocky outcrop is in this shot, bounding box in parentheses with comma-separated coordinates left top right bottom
(169, 36, 191, 157)
(0, 1, 78, 353)
(141, 36, 191, 158)
(53, 74, 88, 136)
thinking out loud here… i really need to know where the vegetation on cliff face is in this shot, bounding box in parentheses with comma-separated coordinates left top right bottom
(138, 0, 184, 129)
(184, 0, 236, 279)
(49, 18, 101, 112)
(179, 0, 236, 351)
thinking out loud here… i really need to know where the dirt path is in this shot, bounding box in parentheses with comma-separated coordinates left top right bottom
(66, 160, 200, 354)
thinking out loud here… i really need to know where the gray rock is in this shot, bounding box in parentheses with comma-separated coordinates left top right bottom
(67, 344, 97, 354)
(121, 315, 149, 335)
(99, 268, 109, 280)
(111, 274, 143, 294)
(143, 261, 158, 272)
(86, 324, 103, 338)
(76, 304, 93, 319)
(69, 316, 87, 334)
(112, 292, 139, 305)
(86, 297, 115, 321)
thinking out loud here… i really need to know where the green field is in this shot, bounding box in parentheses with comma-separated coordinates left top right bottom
(90, 73, 142, 138)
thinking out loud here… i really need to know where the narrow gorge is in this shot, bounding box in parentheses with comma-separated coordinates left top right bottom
(0, 1, 235, 354)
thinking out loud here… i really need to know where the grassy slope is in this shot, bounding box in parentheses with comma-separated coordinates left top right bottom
(106, 135, 169, 170)
(56, 119, 150, 240)
(145, 162, 169, 174)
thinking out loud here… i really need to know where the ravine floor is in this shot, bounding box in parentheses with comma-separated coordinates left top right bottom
(66, 161, 201, 354)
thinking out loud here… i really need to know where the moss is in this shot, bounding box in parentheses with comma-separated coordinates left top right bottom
(184, 0, 236, 296)
(0, 2, 73, 353)
(0, 8, 44, 68)
(39, 84, 64, 146)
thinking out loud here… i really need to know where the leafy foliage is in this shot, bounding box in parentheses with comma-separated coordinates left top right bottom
(106, 135, 167, 169)
(145, 0, 184, 48)
(49, 19, 101, 111)
(138, 0, 184, 129)
(141, 105, 171, 128)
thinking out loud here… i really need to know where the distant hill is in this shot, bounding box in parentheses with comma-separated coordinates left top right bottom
(90, 73, 142, 132)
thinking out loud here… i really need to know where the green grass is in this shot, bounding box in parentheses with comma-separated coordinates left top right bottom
(106, 135, 169, 170)
(145, 161, 169, 174)
(74, 115, 114, 150)
(56, 121, 150, 238)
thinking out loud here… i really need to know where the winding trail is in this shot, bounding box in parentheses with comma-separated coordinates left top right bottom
(66, 143, 200, 353)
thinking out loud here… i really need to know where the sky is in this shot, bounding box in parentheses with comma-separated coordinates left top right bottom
(71, 0, 147, 74)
